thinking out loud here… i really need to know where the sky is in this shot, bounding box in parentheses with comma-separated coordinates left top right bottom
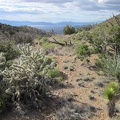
(0, 0, 120, 23)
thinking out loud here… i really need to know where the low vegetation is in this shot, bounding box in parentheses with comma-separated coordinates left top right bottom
(0, 14, 120, 119)
(0, 23, 50, 44)
(63, 25, 76, 35)
(75, 44, 90, 60)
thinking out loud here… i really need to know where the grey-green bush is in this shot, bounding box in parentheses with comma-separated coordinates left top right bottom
(63, 25, 76, 35)
(2, 44, 57, 113)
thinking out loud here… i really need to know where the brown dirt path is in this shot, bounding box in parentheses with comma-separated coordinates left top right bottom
(52, 54, 110, 120)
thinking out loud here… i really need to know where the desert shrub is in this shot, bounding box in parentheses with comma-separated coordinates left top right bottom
(75, 44, 90, 59)
(0, 71, 7, 113)
(36, 36, 42, 41)
(0, 52, 13, 70)
(56, 104, 97, 120)
(75, 31, 92, 41)
(90, 25, 120, 54)
(40, 41, 57, 54)
(0, 53, 6, 70)
(102, 55, 120, 78)
(0, 42, 20, 61)
(47, 68, 59, 78)
(103, 81, 119, 117)
(41, 37, 48, 42)
(102, 52, 120, 118)
(63, 25, 76, 35)
(95, 59, 104, 68)
(74, 32, 82, 40)
(2, 44, 57, 112)
(12, 32, 34, 44)
(104, 82, 119, 100)
(95, 53, 105, 68)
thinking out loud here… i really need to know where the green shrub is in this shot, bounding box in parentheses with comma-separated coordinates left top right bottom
(95, 58, 104, 68)
(75, 44, 90, 59)
(47, 68, 59, 78)
(41, 37, 48, 42)
(103, 81, 119, 118)
(75, 31, 92, 41)
(90, 25, 120, 54)
(36, 36, 42, 41)
(0, 42, 20, 61)
(103, 55, 120, 78)
(103, 82, 118, 100)
(63, 25, 76, 35)
(0, 53, 13, 70)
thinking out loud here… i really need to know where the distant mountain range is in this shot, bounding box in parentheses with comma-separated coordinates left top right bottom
(0, 19, 97, 26)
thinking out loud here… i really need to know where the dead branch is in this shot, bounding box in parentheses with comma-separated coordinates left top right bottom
(49, 35, 73, 46)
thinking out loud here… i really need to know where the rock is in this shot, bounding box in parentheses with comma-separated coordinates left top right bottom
(97, 71, 104, 76)
(66, 82, 73, 88)
(63, 65, 68, 70)
(69, 66, 74, 71)
(78, 82, 85, 87)
(63, 93, 74, 102)
(90, 90, 96, 94)
(83, 76, 92, 82)
(94, 81, 104, 88)
(88, 95, 96, 100)
(76, 77, 82, 82)
(89, 105, 97, 112)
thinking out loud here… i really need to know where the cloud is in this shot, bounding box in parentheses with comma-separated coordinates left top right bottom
(0, 0, 119, 22)
(74, 0, 120, 11)
(97, 0, 120, 4)
(20, 0, 73, 3)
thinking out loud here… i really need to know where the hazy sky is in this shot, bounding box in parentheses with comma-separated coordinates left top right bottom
(0, 0, 119, 22)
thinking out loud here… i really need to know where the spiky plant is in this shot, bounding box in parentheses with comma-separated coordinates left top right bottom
(101, 55, 120, 118)
(2, 44, 56, 112)
(103, 55, 120, 78)
(0, 73, 8, 113)
(0, 53, 6, 70)
(0, 53, 7, 112)
(103, 82, 119, 117)
(104, 82, 119, 100)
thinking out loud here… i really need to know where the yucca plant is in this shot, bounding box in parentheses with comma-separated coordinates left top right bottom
(100, 54, 120, 118)
(104, 82, 119, 100)
(103, 82, 119, 117)
(103, 55, 120, 78)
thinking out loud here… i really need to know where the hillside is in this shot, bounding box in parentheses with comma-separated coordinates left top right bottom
(100, 14, 120, 26)
(0, 14, 120, 120)
(0, 23, 48, 44)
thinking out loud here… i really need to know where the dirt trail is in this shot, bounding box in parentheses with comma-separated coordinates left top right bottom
(52, 54, 109, 120)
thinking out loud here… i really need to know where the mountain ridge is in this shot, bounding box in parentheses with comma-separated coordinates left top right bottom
(0, 19, 100, 26)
